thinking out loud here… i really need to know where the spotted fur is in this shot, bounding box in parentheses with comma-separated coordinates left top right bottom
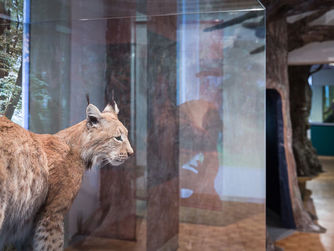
(0, 103, 133, 250)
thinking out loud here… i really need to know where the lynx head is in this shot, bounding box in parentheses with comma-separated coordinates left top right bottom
(82, 102, 133, 168)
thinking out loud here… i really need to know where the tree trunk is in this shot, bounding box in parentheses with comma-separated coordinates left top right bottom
(289, 65, 323, 177)
(0, 2, 11, 79)
(266, 18, 321, 232)
(4, 64, 22, 119)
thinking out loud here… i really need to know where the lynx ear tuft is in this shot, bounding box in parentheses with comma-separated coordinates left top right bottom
(114, 101, 119, 115)
(103, 104, 114, 113)
(103, 102, 119, 115)
(86, 104, 101, 127)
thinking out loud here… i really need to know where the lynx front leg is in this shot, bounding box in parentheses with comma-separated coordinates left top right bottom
(0, 196, 5, 231)
(33, 214, 64, 251)
(0, 184, 7, 231)
(0, 195, 7, 250)
(0, 163, 7, 232)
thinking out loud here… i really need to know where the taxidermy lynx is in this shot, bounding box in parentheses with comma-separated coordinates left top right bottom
(0, 103, 133, 250)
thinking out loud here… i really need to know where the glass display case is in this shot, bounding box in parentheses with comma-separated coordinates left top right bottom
(0, 0, 265, 250)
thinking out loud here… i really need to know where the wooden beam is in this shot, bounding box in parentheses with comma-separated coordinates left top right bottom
(287, 1, 334, 16)
(263, 0, 334, 21)
(288, 25, 334, 51)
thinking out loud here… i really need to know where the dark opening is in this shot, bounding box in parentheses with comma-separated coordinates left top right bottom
(266, 89, 296, 229)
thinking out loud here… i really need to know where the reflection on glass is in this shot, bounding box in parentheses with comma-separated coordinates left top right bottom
(2, 0, 265, 250)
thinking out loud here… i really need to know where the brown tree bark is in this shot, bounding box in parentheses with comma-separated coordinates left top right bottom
(263, 0, 334, 234)
(266, 18, 321, 232)
(288, 10, 334, 51)
(285, 9, 334, 178)
(289, 65, 323, 177)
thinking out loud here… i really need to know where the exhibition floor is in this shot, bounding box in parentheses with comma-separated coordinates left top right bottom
(67, 203, 265, 251)
(277, 156, 334, 251)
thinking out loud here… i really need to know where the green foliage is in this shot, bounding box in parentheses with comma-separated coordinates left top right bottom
(0, 72, 22, 109)
(2, 0, 24, 23)
(0, 0, 23, 122)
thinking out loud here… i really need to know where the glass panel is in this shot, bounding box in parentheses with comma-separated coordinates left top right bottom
(28, 0, 264, 22)
(1, 0, 265, 250)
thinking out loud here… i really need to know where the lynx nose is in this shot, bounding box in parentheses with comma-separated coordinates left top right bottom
(125, 141, 134, 157)
(127, 148, 134, 156)
(127, 150, 134, 156)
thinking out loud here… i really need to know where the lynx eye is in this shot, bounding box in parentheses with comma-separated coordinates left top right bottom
(115, 136, 122, 142)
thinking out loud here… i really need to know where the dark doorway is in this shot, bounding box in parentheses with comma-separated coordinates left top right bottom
(266, 89, 295, 229)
